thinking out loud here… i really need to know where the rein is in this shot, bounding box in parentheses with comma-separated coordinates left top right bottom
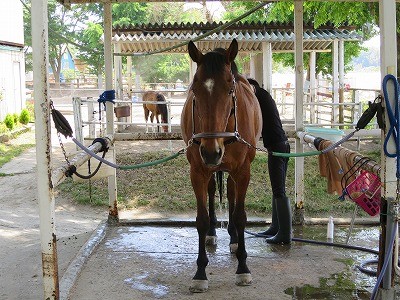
(188, 77, 240, 146)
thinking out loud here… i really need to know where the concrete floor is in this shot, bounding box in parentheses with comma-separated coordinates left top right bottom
(64, 221, 388, 300)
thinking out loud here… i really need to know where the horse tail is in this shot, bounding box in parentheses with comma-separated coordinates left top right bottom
(216, 171, 224, 204)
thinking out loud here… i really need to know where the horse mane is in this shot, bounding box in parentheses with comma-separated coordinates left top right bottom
(156, 93, 168, 123)
(202, 52, 226, 76)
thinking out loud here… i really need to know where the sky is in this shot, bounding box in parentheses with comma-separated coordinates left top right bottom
(183, 1, 225, 19)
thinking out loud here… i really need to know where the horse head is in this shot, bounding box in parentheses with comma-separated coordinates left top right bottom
(188, 39, 239, 167)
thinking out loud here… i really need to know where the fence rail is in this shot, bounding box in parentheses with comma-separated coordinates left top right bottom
(66, 87, 382, 144)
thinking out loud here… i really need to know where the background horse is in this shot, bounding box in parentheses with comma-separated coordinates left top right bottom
(142, 91, 169, 132)
(181, 39, 262, 292)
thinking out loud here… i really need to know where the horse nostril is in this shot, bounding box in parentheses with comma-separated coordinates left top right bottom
(199, 144, 223, 166)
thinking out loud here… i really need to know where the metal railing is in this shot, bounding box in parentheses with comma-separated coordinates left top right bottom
(70, 87, 382, 142)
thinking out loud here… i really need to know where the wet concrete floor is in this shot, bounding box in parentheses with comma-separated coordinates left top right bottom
(67, 223, 391, 299)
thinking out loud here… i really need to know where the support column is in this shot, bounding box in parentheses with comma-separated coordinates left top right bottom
(32, 0, 59, 298)
(250, 54, 256, 79)
(332, 40, 339, 125)
(104, 3, 118, 222)
(338, 40, 345, 127)
(254, 53, 263, 85)
(378, 0, 397, 298)
(293, 0, 304, 225)
(262, 42, 272, 94)
(309, 51, 316, 123)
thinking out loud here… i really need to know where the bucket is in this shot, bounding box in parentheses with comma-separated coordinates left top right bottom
(305, 127, 344, 142)
(114, 105, 131, 118)
(345, 170, 381, 216)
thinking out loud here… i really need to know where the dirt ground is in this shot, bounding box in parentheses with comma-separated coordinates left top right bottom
(0, 128, 109, 300)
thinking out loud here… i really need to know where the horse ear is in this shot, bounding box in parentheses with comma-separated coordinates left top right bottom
(226, 39, 238, 64)
(188, 41, 203, 64)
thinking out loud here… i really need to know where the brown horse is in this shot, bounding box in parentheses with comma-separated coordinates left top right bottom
(181, 39, 262, 292)
(142, 91, 169, 132)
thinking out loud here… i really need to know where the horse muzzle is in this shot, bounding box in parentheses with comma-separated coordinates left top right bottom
(199, 141, 224, 167)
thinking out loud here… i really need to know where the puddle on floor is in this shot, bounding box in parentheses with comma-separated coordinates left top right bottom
(105, 224, 385, 298)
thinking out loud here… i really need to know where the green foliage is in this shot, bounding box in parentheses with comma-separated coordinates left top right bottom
(112, 3, 149, 27)
(25, 102, 35, 122)
(222, 1, 378, 76)
(4, 114, 15, 130)
(19, 109, 30, 125)
(134, 54, 190, 83)
(12, 114, 19, 125)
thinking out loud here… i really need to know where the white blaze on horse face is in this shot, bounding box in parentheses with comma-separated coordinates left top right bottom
(204, 78, 214, 95)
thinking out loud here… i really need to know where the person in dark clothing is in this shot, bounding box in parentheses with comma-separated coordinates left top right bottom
(246, 78, 291, 245)
(213, 48, 291, 244)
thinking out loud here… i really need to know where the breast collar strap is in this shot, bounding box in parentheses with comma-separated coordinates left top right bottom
(189, 78, 239, 146)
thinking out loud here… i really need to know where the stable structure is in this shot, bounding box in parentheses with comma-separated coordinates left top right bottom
(112, 20, 360, 94)
(33, 1, 398, 299)
(0, 0, 26, 122)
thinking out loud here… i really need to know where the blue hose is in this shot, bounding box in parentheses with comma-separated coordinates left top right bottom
(370, 74, 400, 300)
(382, 74, 400, 177)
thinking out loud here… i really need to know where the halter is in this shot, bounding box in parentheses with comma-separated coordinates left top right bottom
(189, 77, 239, 146)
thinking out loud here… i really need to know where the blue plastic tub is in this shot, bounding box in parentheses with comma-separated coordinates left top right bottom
(305, 127, 344, 142)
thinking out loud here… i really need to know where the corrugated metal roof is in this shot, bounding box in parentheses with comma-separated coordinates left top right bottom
(113, 21, 361, 54)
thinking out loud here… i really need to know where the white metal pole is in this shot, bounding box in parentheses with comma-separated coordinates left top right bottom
(309, 51, 316, 123)
(332, 40, 339, 124)
(249, 54, 256, 79)
(72, 97, 83, 146)
(262, 42, 272, 94)
(379, 0, 397, 297)
(31, 0, 59, 298)
(104, 3, 118, 220)
(294, 0, 304, 223)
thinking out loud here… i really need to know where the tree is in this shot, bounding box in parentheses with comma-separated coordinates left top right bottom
(222, 1, 378, 76)
(23, 0, 101, 85)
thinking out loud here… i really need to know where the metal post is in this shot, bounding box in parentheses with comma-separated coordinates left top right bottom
(104, 3, 118, 221)
(32, 0, 59, 298)
(72, 97, 83, 146)
(87, 98, 96, 139)
(378, 0, 398, 298)
(332, 40, 339, 125)
(262, 42, 272, 94)
(293, 0, 305, 224)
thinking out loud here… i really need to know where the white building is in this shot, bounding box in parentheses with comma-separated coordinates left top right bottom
(0, 0, 25, 122)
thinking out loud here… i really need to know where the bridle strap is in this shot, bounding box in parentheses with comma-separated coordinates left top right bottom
(189, 77, 239, 146)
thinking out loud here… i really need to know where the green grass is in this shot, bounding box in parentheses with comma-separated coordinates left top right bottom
(0, 142, 35, 170)
(57, 147, 382, 218)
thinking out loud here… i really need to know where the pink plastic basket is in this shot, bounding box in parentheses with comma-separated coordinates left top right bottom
(345, 170, 381, 216)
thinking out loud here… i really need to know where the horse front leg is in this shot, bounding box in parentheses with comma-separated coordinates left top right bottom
(227, 175, 238, 253)
(144, 106, 150, 133)
(190, 171, 211, 293)
(206, 173, 217, 246)
(231, 170, 252, 286)
(150, 113, 156, 133)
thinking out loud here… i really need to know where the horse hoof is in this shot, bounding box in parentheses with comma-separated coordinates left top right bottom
(229, 243, 238, 253)
(206, 235, 217, 245)
(189, 279, 208, 293)
(235, 273, 252, 286)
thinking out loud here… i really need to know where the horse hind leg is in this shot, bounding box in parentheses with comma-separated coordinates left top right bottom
(205, 173, 218, 246)
(144, 106, 150, 133)
(227, 175, 238, 253)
